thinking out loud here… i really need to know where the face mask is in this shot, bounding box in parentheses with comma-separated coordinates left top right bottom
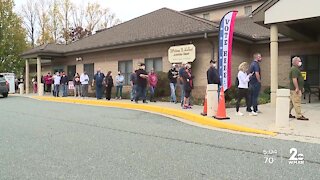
(118, 73, 120, 75)
(298, 62, 302, 67)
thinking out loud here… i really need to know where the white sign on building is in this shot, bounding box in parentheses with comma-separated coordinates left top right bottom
(168, 44, 196, 63)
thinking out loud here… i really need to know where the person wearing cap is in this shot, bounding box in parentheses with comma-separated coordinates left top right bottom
(207, 60, 220, 85)
(135, 63, 148, 103)
(168, 63, 178, 103)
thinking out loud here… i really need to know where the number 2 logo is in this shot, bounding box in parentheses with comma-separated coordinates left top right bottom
(289, 148, 304, 161)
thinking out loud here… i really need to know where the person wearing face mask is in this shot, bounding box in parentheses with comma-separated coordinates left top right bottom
(105, 71, 114, 101)
(248, 53, 262, 116)
(148, 68, 158, 102)
(135, 63, 148, 103)
(168, 64, 178, 103)
(182, 63, 193, 109)
(53, 72, 61, 97)
(80, 71, 89, 98)
(115, 71, 124, 100)
(60, 71, 69, 97)
(93, 68, 105, 99)
(289, 57, 309, 121)
(207, 59, 220, 85)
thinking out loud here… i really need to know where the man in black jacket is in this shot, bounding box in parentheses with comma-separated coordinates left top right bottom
(168, 64, 178, 103)
(135, 63, 148, 103)
(207, 60, 220, 85)
(60, 72, 69, 97)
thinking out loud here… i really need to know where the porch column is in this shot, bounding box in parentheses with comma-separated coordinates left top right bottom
(25, 59, 30, 94)
(270, 24, 278, 107)
(37, 57, 42, 96)
(213, 39, 219, 61)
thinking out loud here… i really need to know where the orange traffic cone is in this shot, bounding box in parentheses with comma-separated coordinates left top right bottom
(213, 87, 230, 120)
(201, 95, 207, 116)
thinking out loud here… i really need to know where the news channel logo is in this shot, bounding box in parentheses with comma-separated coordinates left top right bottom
(288, 148, 304, 165)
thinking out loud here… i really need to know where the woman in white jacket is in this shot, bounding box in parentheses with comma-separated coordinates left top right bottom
(115, 71, 124, 99)
(236, 62, 254, 116)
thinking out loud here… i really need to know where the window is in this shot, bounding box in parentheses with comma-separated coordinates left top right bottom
(67, 65, 76, 80)
(203, 13, 210, 20)
(118, 60, 133, 85)
(244, 6, 252, 16)
(145, 57, 163, 73)
(53, 66, 64, 74)
(84, 63, 94, 83)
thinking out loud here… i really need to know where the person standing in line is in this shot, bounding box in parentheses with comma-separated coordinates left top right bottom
(207, 60, 220, 85)
(182, 64, 193, 109)
(178, 62, 186, 106)
(44, 72, 53, 93)
(115, 71, 124, 100)
(168, 64, 178, 103)
(93, 68, 105, 99)
(32, 76, 37, 93)
(53, 72, 61, 97)
(289, 57, 309, 121)
(235, 62, 253, 116)
(60, 72, 69, 97)
(73, 73, 81, 97)
(248, 53, 262, 116)
(80, 71, 89, 98)
(105, 71, 114, 101)
(18, 75, 24, 85)
(148, 68, 158, 102)
(130, 69, 137, 101)
(135, 63, 148, 103)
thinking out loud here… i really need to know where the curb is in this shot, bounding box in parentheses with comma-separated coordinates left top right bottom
(31, 96, 277, 136)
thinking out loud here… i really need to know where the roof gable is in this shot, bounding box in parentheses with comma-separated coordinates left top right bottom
(22, 8, 218, 57)
(65, 8, 218, 54)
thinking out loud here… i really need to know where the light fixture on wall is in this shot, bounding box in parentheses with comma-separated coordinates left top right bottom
(76, 57, 82, 61)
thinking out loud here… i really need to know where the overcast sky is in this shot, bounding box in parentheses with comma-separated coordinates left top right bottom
(14, 0, 231, 21)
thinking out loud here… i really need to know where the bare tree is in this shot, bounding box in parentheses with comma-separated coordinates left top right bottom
(69, 26, 92, 42)
(20, 0, 38, 47)
(36, 0, 53, 45)
(84, 2, 107, 32)
(60, 0, 73, 44)
(71, 3, 85, 28)
(99, 11, 122, 30)
(49, 0, 62, 43)
(19, 0, 122, 45)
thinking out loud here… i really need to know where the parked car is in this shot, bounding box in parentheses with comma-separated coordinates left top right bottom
(0, 75, 9, 97)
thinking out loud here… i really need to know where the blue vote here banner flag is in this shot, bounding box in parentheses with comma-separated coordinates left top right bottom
(218, 11, 238, 91)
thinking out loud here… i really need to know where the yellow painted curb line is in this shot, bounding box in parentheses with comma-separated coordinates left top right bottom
(31, 96, 277, 136)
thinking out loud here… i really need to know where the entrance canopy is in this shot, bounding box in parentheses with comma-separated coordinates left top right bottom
(252, 0, 320, 42)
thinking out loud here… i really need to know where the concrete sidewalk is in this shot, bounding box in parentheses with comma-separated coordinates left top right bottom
(17, 93, 320, 144)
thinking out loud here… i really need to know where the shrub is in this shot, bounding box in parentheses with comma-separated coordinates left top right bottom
(154, 72, 170, 98)
(225, 85, 238, 101)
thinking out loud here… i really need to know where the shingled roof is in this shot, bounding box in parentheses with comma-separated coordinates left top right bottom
(22, 43, 66, 57)
(22, 8, 218, 57)
(234, 17, 281, 40)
